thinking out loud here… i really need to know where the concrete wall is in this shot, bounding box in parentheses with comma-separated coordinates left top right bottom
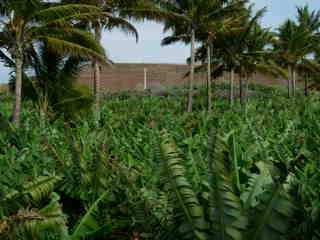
(77, 63, 287, 93)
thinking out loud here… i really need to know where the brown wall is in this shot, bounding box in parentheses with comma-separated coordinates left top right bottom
(0, 84, 8, 93)
(77, 63, 287, 93)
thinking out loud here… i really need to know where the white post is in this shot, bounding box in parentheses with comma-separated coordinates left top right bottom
(144, 68, 147, 90)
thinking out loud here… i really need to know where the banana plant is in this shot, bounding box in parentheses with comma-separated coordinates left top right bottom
(70, 193, 111, 240)
(159, 129, 296, 240)
(0, 176, 68, 240)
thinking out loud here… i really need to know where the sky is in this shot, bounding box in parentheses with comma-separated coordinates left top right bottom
(0, 0, 319, 83)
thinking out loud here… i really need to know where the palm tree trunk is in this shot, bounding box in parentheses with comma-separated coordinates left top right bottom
(207, 43, 212, 111)
(304, 74, 309, 97)
(229, 69, 234, 106)
(287, 66, 291, 98)
(94, 25, 102, 116)
(187, 28, 195, 112)
(12, 54, 23, 126)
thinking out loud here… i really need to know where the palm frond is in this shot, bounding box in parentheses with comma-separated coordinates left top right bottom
(106, 16, 139, 42)
(0, 50, 15, 68)
(34, 4, 103, 23)
(255, 61, 288, 79)
(39, 36, 106, 64)
(161, 34, 189, 46)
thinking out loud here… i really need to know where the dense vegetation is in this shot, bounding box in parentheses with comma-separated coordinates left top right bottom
(1, 0, 320, 239)
(0, 85, 320, 239)
(2, 0, 320, 124)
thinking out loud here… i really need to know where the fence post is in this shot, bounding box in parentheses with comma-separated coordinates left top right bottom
(144, 68, 147, 90)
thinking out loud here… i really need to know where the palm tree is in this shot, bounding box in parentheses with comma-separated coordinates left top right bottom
(29, 43, 96, 120)
(274, 6, 320, 98)
(0, 0, 106, 126)
(185, 19, 245, 110)
(192, 2, 247, 110)
(159, 0, 198, 112)
(296, 6, 320, 96)
(63, 0, 139, 117)
(296, 58, 320, 96)
(212, 6, 267, 106)
(160, 0, 248, 112)
(235, 24, 283, 105)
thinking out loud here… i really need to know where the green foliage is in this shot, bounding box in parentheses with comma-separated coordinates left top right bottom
(157, 117, 305, 240)
(52, 83, 94, 120)
(249, 183, 295, 240)
(0, 0, 108, 124)
(0, 0, 319, 237)
(208, 132, 247, 240)
(160, 131, 207, 240)
(0, 176, 68, 240)
(10, 193, 69, 240)
(0, 86, 319, 239)
(70, 193, 111, 240)
(8, 39, 95, 120)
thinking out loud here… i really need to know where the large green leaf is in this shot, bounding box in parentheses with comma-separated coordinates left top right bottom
(249, 182, 295, 240)
(71, 192, 111, 240)
(208, 132, 247, 240)
(160, 130, 208, 240)
(241, 162, 274, 210)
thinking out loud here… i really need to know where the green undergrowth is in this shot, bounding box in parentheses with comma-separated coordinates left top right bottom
(0, 87, 319, 239)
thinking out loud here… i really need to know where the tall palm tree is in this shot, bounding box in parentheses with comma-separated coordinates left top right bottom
(160, 0, 247, 112)
(296, 58, 320, 96)
(235, 24, 284, 105)
(212, 6, 267, 106)
(0, 0, 106, 125)
(274, 6, 320, 98)
(184, 18, 245, 111)
(296, 6, 320, 96)
(159, 0, 198, 112)
(63, 0, 139, 117)
(196, 10, 247, 110)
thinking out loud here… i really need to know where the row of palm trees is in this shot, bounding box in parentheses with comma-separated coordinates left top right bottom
(0, 0, 147, 125)
(161, 0, 251, 111)
(161, 1, 320, 111)
(1, 0, 320, 125)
